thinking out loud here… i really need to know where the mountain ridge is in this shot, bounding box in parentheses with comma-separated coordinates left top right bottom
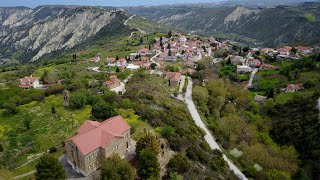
(129, 3, 320, 47)
(0, 6, 131, 63)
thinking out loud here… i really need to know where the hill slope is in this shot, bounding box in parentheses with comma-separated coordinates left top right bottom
(129, 3, 320, 47)
(0, 6, 131, 62)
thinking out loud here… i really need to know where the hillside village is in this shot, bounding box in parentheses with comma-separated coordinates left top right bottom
(1, 17, 320, 180)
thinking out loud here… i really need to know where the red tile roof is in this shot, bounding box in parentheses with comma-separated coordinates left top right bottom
(165, 72, 181, 82)
(70, 116, 130, 155)
(20, 76, 39, 83)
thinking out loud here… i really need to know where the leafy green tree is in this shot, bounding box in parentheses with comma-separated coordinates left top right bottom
(116, 67, 120, 72)
(70, 90, 88, 108)
(23, 115, 32, 130)
(168, 30, 172, 38)
(51, 105, 56, 114)
(35, 154, 66, 180)
(140, 37, 143, 45)
(92, 102, 117, 121)
(100, 154, 135, 180)
(150, 63, 157, 70)
(243, 46, 249, 52)
(137, 148, 160, 179)
(0, 143, 3, 152)
(136, 132, 160, 155)
(167, 153, 190, 173)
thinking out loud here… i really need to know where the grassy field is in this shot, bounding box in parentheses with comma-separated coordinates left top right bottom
(0, 95, 92, 169)
(304, 13, 317, 22)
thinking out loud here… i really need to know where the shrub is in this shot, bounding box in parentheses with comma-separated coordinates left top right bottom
(167, 153, 191, 173)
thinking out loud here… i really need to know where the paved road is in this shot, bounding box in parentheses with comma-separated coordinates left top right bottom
(124, 15, 135, 26)
(247, 68, 259, 87)
(14, 170, 36, 179)
(177, 75, 186, 101)
(185, 77, 247, 180)
(150, 52, 161, 68)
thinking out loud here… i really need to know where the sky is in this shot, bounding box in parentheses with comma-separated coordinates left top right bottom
(0, 0, 220, 7)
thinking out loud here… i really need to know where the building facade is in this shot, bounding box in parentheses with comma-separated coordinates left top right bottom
(65, 116, 131, 176)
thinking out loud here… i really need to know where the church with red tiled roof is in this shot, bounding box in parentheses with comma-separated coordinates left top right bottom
(65, 116, 131, 176)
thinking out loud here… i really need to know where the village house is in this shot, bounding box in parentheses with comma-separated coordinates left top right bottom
(164, 72, 181, 86)
(19, 76, 40, 89)
(277, 47, 292, 56)
(248, 59, 262, 68)
(103, 75, 121, 90)
(284, 83, 303, 92)
(237, 65, 253, 74)
(65, 116, 131, 176)
(295, 46, 312, 54)
(91, 56, 100, 63)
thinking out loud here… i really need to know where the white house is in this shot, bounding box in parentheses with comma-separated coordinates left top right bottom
(237, 65, 253, 74)
(19, 76, 40, 89)
(126, 64, 140, 70)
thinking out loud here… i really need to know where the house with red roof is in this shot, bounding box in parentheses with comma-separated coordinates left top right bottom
(19, 76, 40, 89)
(102, 75, 121, 90)
(164, 72, 181, 86)
(65, 116, 131, 176)
(285, 83, 303, 92)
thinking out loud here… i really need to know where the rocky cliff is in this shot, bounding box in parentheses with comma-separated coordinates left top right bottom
(130, 3, 320, 47)
(0, 6, 129, 62)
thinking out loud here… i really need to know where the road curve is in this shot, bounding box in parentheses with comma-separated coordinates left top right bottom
(185, 77, 247, 180)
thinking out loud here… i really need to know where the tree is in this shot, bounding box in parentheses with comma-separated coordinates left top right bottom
(149, 44, 151, 50)
(116, 67, 120, 72)
(243, 46, 249, 52)
(23, 115, 32, 130)
(168, 30, 172, 38)
(70, 90, 88, 109)
(100, 154, 135, 180)
(168, 49, 172, 56)
(290, 47, 298, 55)
(160, 36, 163, 42)
(167, 43, 171, 49)
(0, 143, 3, 152)
(140, 37, 143, 45)
(35, 154, 66, 180)
(136, 132, 160, 155)
(167, 153, 190, 173)
(316, 53, 320, 62)
(51, 105, 56, 114)
(92, 102, 117, 120)
(137, 148, 160, 179)
(150, 63, 157, 70)
(116, 56, 119, 60)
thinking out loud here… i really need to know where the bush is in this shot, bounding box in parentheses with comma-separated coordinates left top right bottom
(167, 153, 191, 173)
(137, 148, 160, 179)
(100, 154, 135, 180)
(69, 90, 88, 108)
(35, 154, 66, 180)
(136, 132, 160, 155)
(91, 102, 116, 121)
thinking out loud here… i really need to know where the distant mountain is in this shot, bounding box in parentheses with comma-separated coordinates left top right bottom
(0, 6, 131, 62)
(217, 0, 320, 7)
(129, 3, 320, 47)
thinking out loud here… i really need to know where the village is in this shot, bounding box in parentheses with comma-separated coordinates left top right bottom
(19, 32, 319, 102)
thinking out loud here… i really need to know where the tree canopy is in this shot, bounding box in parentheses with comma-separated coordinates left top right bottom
(100, 154, 135, 180)
(35, 154, 66, 180)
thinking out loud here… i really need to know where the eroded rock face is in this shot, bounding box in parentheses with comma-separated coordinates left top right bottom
(0, 6, 127, 62)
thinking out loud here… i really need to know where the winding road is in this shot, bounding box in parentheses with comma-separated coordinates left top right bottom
(185, 77, 247, 180)
(150, 51, 161, 68)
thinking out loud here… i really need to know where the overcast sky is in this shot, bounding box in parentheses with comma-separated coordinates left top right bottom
(0, 0, 220, 7)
